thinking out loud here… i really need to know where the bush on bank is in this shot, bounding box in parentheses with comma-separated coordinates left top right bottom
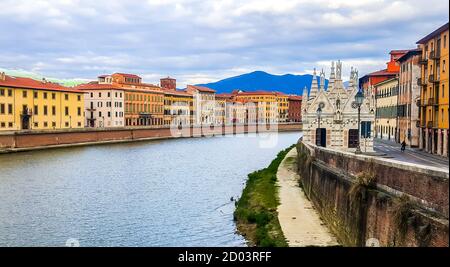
(234, 145, 295, 247)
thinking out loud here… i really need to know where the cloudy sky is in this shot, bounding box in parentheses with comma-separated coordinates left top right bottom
(0, 0, 448, 87)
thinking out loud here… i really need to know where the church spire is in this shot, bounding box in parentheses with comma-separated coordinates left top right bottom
(309, 68, 319, 99)
(302, 86, 309, 100)
(348, 67, 354, 88)
(320, 68, 326, 91)
(329, 61, 335, 89)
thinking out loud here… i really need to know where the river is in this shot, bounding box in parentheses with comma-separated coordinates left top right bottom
(0, 132, 301, 247)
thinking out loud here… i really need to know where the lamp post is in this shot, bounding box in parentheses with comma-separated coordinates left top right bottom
(316, 107, 322, 129)
(316, 107, 322, 147)
(355, 90, 365, 154)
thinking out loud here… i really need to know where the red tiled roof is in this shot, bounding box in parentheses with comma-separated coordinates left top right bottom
(390, 50, 410, 55)
(74, 82, 123, 91)
(113, 73, 141, 79)
(0, 75, 82, 93)
(163, 89, 192, 97)
(234, 90, 282, 96)
(396, 48, 422, 62)
(187, 85, 216, 93)
(288, 95, 302, 101)
(367, 69, 398, 77)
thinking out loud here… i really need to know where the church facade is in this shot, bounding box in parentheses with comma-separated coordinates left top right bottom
(302, 61, 376, 153)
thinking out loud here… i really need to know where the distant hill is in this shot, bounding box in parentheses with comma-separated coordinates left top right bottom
(0, 68, 87, 87)
(197, 71, 328, 95)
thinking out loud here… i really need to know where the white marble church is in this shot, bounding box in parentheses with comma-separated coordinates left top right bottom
(302, 61, 375, 153)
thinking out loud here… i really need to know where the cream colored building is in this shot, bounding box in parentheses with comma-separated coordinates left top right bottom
(186, 85, 216, 126)
(75, 82, 125, 128)
(374, 78, 399, 141)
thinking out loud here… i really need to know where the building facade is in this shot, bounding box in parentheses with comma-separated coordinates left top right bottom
(75, 83, 125, 128)
(374, 78, 399, 141)
(163, 90, 193, 127)
(303, 61, 375, 152)
(417, 22, 449, 157)
(186, 85, 216, 126)
(397, 49, 422, 147)
(288, 95, 302, 122)
(232, 91, 280, 124)
(0, 73, 84, 131)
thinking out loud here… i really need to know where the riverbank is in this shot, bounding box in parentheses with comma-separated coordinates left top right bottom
(233, 145, 295, 247)
(0, 123, 302, 154)
(276, 148, 338, 246)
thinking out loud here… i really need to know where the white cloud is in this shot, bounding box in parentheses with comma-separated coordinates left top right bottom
(0, 0, 448, 85)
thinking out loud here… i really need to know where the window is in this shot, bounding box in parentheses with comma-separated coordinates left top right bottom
(8, 90, 12, 97)
(8, 104, 12, 114)
(52, 106, 56, 116)
(44, 105, 48, 115)
(443, 85, 445, 98)
(8, 122, 13, 127)
(52, 122, 56, 127)
(108, 112, 111, 117)
(23, 91, 27, 98)
(99, 92, 102, 97)
(34, 91, 38, 98)
(77, 122, 81, 127)
(34, 122, 38, 127)
(443, 60, 446, 72)
(34, 105, 38, 115)
(0, 104, 4, 114)
(65, 106, 69, 116)
(77, 107, 81, 116)
(99, 111, 102, 117)
(44, 92, 48, 99)
(444, 35, 447, 48)
(1, 122, 5, 128)
(77, 95, 81, 101)
(0, 89, 4, 96)
(52, 93, 56, 99)
(90, 92, 93, 98)
(65, 122, 69, 127)
(108, 92, 111, 97)
(65, 94, 69, 100)
(44, 122, 48, 127)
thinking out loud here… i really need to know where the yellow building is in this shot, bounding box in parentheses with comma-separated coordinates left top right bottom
(374, 78, 399, 141)
(163, 89, 194, 126)
(233, 91, 283, 123)
(0, 73, 84, 131)
(417, 22, 449, 157)
(276, 93, 289, 122)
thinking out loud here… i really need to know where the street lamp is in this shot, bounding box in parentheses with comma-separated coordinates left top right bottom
(354, 90, 365, 154)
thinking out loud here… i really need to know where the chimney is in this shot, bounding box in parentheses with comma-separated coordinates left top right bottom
(42, 78, 47, 83)
(0, 72, 5, 81)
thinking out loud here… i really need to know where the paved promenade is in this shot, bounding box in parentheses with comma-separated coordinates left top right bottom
(276, 148, 338, 247)
(374, 139, 449, 170)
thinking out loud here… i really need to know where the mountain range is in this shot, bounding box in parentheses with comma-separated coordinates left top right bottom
(1, 68, 350, 95)
(197, 71, 328, 95)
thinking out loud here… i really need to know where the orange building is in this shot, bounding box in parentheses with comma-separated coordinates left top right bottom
(79, 73, 165, 127)
(417, 22, 449, 157)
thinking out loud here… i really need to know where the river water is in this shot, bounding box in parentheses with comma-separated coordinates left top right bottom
(0, 132, 301, 247)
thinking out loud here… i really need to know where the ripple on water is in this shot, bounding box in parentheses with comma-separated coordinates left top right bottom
(0, 132, 301, 246)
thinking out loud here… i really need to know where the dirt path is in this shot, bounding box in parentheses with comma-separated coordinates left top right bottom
(276, 147, 338, 247)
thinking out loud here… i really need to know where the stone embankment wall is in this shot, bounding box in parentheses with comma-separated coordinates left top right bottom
(0, 123, 301, 153)
(297, 140, 449, 247)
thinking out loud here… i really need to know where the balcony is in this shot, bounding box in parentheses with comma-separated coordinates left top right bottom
(429, 74, 439, 84)
(417, 77, 427, 86)
(428, 97, 436, 106)
(419, 55, 428, 65)
(430, 50, 440, 60)
(427, 121, 437, 129)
